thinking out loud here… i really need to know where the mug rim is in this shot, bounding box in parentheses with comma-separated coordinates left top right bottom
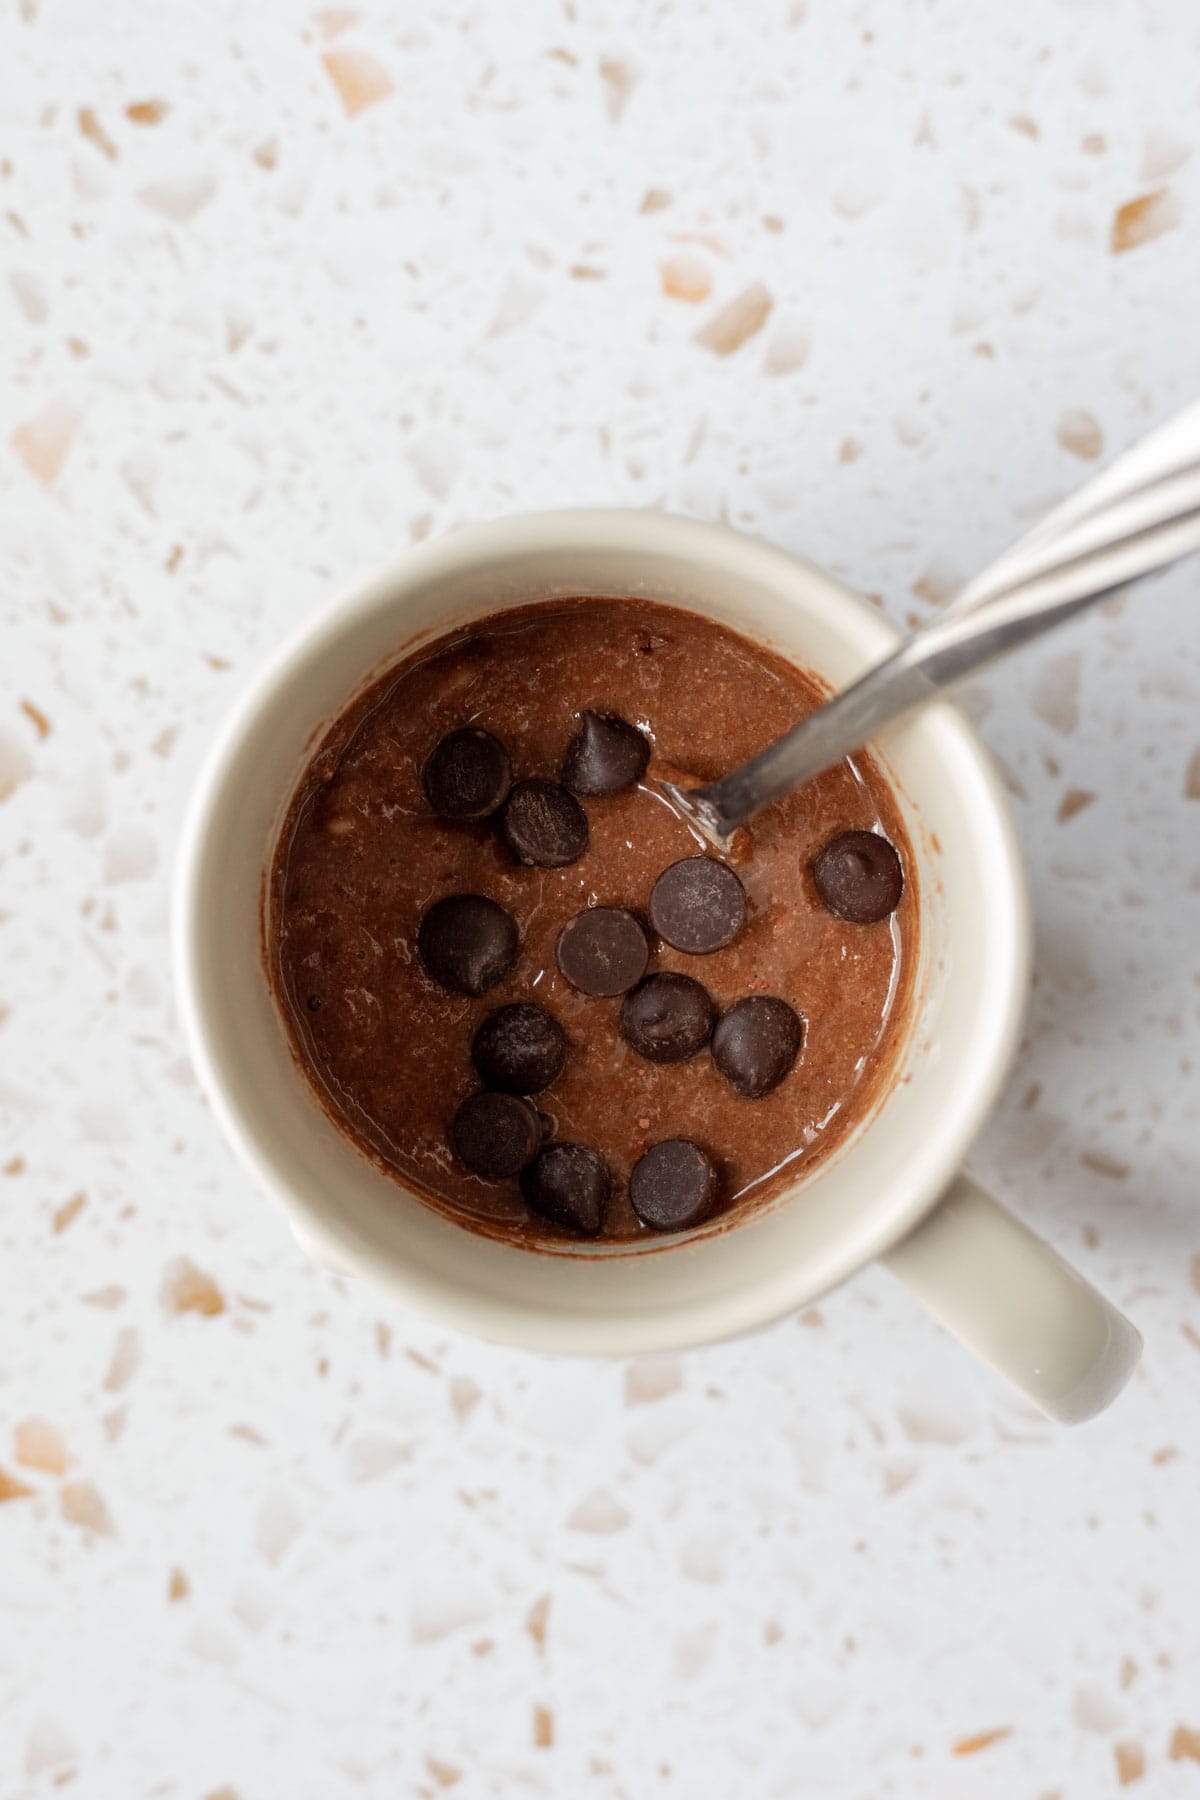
(173, 508, 1032, 1348)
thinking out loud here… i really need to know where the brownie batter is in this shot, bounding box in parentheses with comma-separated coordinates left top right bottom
(267, 598, 917, 1247)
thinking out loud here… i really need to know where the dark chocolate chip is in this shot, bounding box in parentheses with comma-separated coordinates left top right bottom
(711, 995, 804, 1098)
(561, 711, 650, 797)
(620, 972, 715, 1063)
(501, 779, 589, 868)
(629, 1139, 721, 1232)
(556, 906, 650, 997)
(451, 1090, 542, 1179)
(649, 856, 747, 955)
(811, 829, 904, 924)
(471, 1002, 567, 1094)
(416, 893, 518, 996)
(422, 727, 511, 821)
(520, 1142, 612, 1235)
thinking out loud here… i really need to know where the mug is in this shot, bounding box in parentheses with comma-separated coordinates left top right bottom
(173, 510, 1142, 1423)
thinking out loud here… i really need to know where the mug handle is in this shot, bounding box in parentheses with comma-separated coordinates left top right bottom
(882, 1172, 1142, 1423)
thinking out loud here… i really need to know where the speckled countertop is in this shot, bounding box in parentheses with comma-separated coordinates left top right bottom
(3, 2, 1200, 1796)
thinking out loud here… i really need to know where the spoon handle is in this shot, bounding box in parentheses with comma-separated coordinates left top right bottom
(684, 401, 1200, 839)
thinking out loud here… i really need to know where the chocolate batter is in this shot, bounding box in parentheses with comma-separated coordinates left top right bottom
(267, 598, 917, 1247)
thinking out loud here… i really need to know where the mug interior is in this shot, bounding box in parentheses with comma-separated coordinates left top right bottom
(174, 512, 1029, 1353)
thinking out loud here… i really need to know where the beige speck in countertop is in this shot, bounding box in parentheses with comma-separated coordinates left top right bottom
(598, 57, 636, 123)
(1111, 189, 1181, 254)
(346, 1435, 411, 1482)
(1081, 1149, 1131, 1180)
(9, 270, 47, 323)
(11, 402, 80, 487)
(1114, 1742, 1146, 1784)
(762, 318, 810, 376)
(1057, 787, 1096, 823)
(51, 1191, 86, 1233)
(567, 1488, 630, 1533)
(1032, 651, 1081, 735)
(138, 176, 216, 222)
(912, 561, 964, 608)
(315, 7, 358, 38)
(126, 98, 169, 124)
(255, 1493, 302, 1566)
(103, 1327, 140, 1393)
(898, 1405, 975, 1446)
(14, 1418, 69, 1476)
(1170, 1726, 1200, 1763)
(0, 1466, 35, 1502)
(425, 1759, 462, 1790)
(322, 47, 393, 117)
(952, 1727, 1012, 1756)
(624, 1354, 683, 1405)
(449, 1376, 482, 1421)
(525, 1593, 550, 1650)
(1057, 407, 1104, 460)
(486, 274, 545, 338)
(694, 283, 773, 356)
(533, 1704, 555, 1748)
(161, 1257, 225, 1316)
(19, 699, 52, 739)
(1074, 1685, 1123, 1732)
(102, 827, 157, 885)
(660, 251, 712, 303)
(882, 1459, 918, 1496)
(77, 106, 117, 159)
(60, 1479, 115, 1536)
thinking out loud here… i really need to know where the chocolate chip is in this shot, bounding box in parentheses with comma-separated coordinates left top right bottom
(416, 893, 518, 996)
(556, 907, 650, 997)
(422, 727, 511, 821)
(629, 1139, 721, 1231)
(711, 996, 804, 1098)
(561, 711, 650, 797)
(520, 1142, 611, 1235)
(501, 779, 589, 867)
(620, 972, 715, 1063)
(471, 1002, 567, 1094)
(306, 994, 322, 1012)
(649, 856, 747, 954)
(811, 829, 904, 924)
(451, 1090, 542, 1179)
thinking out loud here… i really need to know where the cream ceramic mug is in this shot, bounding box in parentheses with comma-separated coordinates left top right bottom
(173, 510, 1141, 1423)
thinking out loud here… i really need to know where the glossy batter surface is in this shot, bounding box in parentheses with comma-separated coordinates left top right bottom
(268, 599, 917, 1245)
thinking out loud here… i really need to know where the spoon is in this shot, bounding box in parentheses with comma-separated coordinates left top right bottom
(664, 399, 1200, 842)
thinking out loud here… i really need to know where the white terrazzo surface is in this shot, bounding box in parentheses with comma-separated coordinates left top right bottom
(3, 2, 1200, 1795)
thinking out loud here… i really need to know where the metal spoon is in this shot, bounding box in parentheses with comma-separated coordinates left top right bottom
(665, 400, 1200, 842)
